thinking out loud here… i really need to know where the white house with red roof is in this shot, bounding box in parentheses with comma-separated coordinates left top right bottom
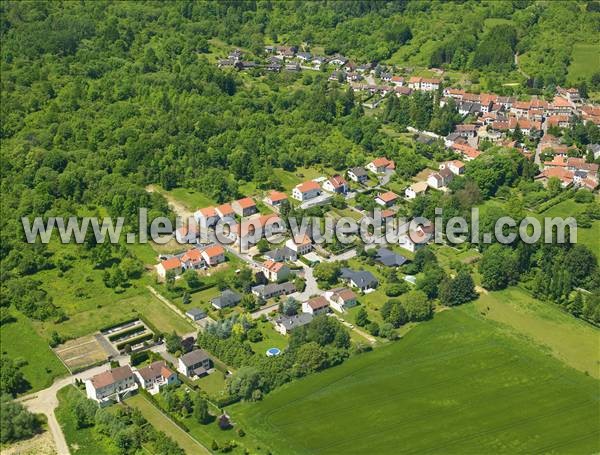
(181, 248, 204, 269)
(367, 157, 395, 174)
(292, 180, 322, 201)
(260, 260, 291, 282)
(322, 175, 348, 194)
(194, 207, 219, 228)
(135, 361, 178, 394)
(375, 191, 399, 207)
(324, 288, 357, 312)
(85, 365, 138, 404)
(215, 203, 235, 220)
(201, 244, 225, 266)
(156, 256, 183, 279)
(302, 295, 330, 315)
(440, 160, 465, 175)
(232, 197, 257, 217)
(265, 190, 288, 207)
(175, 223, 198, 244)
(285, 235, 312, 255)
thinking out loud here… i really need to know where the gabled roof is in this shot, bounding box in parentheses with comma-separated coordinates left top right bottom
(137, 361, 173, 381)
(349, 166, 368, 177)
(180, 349, 210, 367)
(267, 190, 288, 202)
(375, 248, 408, 267)
(181, 249, 202, 263)
(332, 288, 356, 302)
(371, 157, 395, 169)
(161, 257, 182, 270)
(202, 244, 224, 258)
(90, 366, 134, 389)
(306, 295, 329, 310)
(234, 197, 256, 209)
(377, 191, 399, 203)
(409, 181, 429, 194)
(328, 174, 347, 188)
(340, 268, 377, 288)
(296, 180, 321, 193)
(197, 207, 216, 217)
(216, 203, 235, 216)
(263, 260, 286, 273)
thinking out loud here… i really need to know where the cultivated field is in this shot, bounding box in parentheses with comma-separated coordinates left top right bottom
(231, 308, 600, 454)
(53, 335, 110, 372)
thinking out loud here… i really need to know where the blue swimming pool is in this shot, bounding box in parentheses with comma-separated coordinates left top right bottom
(266, 347, 281, 357)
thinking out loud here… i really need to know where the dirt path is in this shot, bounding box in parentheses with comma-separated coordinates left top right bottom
(146, 185, 194, 219)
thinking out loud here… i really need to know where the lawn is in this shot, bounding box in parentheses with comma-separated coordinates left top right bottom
(164, 187, 216, 211)
(33, 289, 194, 340)
(56, 386, 109, 455)
(195, 371, 227, 398)
(475, 286, 600, 378)
(126, 393, 210, 454)
(568, 43, 600, 83)
(230, 308, 600, 454)
(248, 320, 289, 355)
(0, 312, 68, 393)
(273, 166, 333, 191)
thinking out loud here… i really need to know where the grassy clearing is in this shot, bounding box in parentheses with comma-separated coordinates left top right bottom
(475, 286, 600, 378)
(248, 320, 288, 355)
(568, 43, 600, 82)
(166, 187, 217, 211)
(0, 312, 67, 393)
(231, 308, 600, 454)
(195, 371, 228, 398)
(273, 167, 332, 191)
(33, 289, 193, 340)
(55, 386, 109, 454)
(126, 393, 210, 454)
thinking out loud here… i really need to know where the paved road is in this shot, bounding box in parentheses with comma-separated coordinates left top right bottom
(18, 358, 129, 455)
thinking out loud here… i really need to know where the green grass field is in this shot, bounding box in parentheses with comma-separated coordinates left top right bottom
(476, 286, 600, 378)
(568, 43, 600, 83)
(231, 308, 600, 454)
(126, 393, 210, 454)
(0, 312, 68, 393)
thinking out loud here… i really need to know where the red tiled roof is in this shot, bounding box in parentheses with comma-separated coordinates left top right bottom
(234, 197, 256, 209)
(296, 181, 321, 193)
(216, 203, 235, 216)
(328, 174, 347, 188)
(202, 244, 224, 258)
(181, 249, 202, 263)
(377, 191, 399, 203)
(307, 296, 329, 310)
(161, 257, 182, 270)
(197, 207, 216, 217)
(268, 190, 288, 202)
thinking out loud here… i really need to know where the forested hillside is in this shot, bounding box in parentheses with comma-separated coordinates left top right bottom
(1, 1, 599, 329)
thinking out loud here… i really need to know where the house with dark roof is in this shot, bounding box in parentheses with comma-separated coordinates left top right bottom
(251, 282, 296, 300)
(340, 268, 378, 291)
(375, 248, 408, 267)
(263, 246, 297, 262)
(177, 349, 212, 378)
(347, 166, 368, 183)
(135, 361, 177, 394)
(273, 313, 313, 335)
(185, 308, 207, 321)
(211, 289, 242, 309)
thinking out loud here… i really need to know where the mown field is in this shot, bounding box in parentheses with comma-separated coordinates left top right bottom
(231, 308, 600, 454)
(567, 43, 600, 82)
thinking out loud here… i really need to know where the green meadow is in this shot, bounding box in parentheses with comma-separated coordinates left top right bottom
(231, 308, 600, 454)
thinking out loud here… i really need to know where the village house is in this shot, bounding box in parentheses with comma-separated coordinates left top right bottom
(265, 190, 288, 207)
(324, 288, 357, 312)
(323, 174, 349, 194)
(177, 349, 212, 378)
(534, 167, 574, 188)
(85, 366, 138, 404)
(427, 167, 454, 189)
(156, 256, 183, 279)
(440, 160, 465, 175)
(398, 225, 431, 253)
(185, 308, 207, 321)
(273, 313, 313, 335)
(135, 361, 178, 394)
(347, 166, 368, 183)
(405, 181, 429, 199)
(251, 282, 296, 300)
(263, 245, 297, 262)
(408, 77, 440, 91)
(215, 203, 236, 220)
(375, 248, 408, 267)
(340, 268, 378, 291)
(285, 235, 313, 255)
(367, 157, 395, 174)
(201, 244, 225, 266)
(451, 142, 481, 161)
(181, 248, 204, 270)
(375, 191, 400, 207)
(211, 289, 242, 309)
(194, 206, 219, 228)
(292, 180, 322, 201)
(175, 223, 198, 244)
(546, 115, 571, 129)
(455, 124, 478, 138)
(458, 100, 482, 116)
(260, 260, 291, 282)
(391, 75, 404, 86)
(328, 55, 348, 66)
(296, 51, 311, 62)
(302, 295, 330, 315)
(236, 214, 284, 248)
(232, 197, 257, 217)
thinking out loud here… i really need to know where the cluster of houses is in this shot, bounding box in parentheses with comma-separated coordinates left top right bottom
(85, 348, 213, 404)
